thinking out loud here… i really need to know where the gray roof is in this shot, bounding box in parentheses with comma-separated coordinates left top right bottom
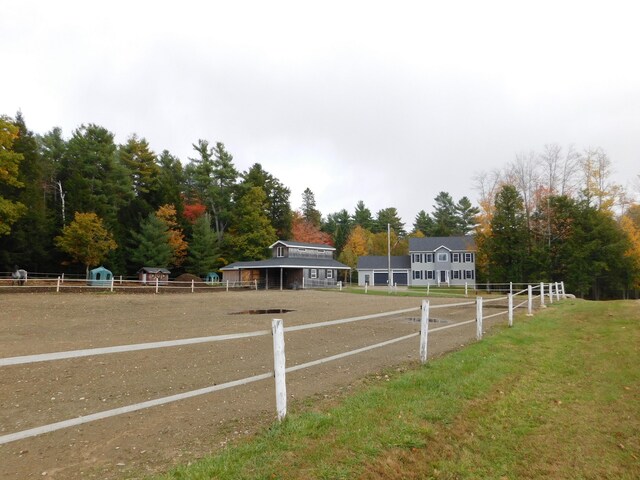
(357, 255, 411, 270)
(269, 240, 335, 251)
(138, 267, 171, 273)
(409, 236, 475, 252)
(221, 257, 350, 271)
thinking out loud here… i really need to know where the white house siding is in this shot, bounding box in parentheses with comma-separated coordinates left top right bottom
(410, 247, 475, 287)
(357, 269, 410, 286)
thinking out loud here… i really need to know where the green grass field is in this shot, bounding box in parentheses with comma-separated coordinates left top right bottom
(154, 299, 640, 480)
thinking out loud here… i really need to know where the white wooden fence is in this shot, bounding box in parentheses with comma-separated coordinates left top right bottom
(0, 282, 565, 445)
(0, 276, 261, 293)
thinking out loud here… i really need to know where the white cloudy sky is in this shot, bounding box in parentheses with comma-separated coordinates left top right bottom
(2, 0, 639, 226)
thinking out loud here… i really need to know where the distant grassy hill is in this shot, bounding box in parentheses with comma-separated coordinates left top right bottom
(155, 299, 640, 480)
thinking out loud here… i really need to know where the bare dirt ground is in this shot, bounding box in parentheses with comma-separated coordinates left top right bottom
(0, 290, 511, 479)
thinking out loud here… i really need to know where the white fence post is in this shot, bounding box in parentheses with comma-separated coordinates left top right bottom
(527, 284, 533, 316)
(420, 300, 430, 364)
(365, 282, 368, 294)
(255, 279, 258, 291)
(61, 273, 64, 284)
(548, 283, 554, 304)
(155, 277, 159, 294)
(110, 277, 114, 292)
(476, 296, 483, 340)
(427, 283, 430, 295)
(508, 293, 513, 327)
(465, 282, 468, 297)
(191, 279, 195, 293)
(540, 282, 545, 307)
(561, 281, 566, 298)
(226, 280, 229, 292)
(510, 282, 513, 295)
(555, 282, 560, 301)
(56, 276, 61, 293)
(272, 319, 287, 421)
(119, 275, 123, 285)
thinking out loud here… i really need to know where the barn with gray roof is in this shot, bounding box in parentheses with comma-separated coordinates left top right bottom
(220, 240, 350, 289)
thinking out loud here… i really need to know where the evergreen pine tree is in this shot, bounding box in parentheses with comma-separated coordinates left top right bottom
(130, 213, 173, 268)
(186, 213, 220, 275)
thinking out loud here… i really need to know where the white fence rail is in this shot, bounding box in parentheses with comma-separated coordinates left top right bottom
(0, 282, 566, 445)
(0, 275, 349, 292)
(0, 276, 262, 293)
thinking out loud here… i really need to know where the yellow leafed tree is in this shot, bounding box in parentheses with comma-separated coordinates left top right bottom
(338, 225, 370, 269)
(156, 204, 188, 267)
(0, 116, 27, 235)
(620, 212, 640, 290)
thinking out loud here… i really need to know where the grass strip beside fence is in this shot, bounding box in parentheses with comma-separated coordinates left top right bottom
(155, 299, 640, 480)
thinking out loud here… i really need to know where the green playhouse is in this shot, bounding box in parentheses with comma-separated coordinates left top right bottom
(205, 272, 220, 284)
(88, 266, 113, 286)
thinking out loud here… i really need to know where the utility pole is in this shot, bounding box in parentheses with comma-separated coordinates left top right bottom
(387, 223, 392, 291)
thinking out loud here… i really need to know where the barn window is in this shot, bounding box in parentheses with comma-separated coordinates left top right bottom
(327, 269, 333, 279)
(310, 269, 317, 279)
(276, 246, 284, 257)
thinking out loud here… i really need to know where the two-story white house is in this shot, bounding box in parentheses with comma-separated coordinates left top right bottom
(408, 236, 476, 286)
(357, 236, 476, 287)
(220, 240, 351, 289)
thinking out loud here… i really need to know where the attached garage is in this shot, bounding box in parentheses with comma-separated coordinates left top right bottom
(392, 272, 408, 286)
(356, 256, 411, 287)
(374, 272, 388, 286)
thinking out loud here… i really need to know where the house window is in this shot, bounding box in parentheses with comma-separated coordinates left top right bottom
(465, 253, 473, 262)
(452, 253, 460, 262)
(425, 253, 433, 263)
(276, 246, 284, 257)
(327, 269, 333, 279)
(465, 270, 475, 279)
(452, 270, 461, 279)
(310, 269, 317, 279)
(437, 252, 448, 262)
(426, 270, 435, 280)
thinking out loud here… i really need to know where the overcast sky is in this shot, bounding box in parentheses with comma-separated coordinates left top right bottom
(2, 1, 639, 227)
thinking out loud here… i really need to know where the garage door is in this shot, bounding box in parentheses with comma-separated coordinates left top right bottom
(373, 272, 388, 286)
(392, 272, 408, 286)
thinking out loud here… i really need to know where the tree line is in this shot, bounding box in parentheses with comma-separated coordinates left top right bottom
(1, 113, 639, 298)
(474, 145, 640, 299)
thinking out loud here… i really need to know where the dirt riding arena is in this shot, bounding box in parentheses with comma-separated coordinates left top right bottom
(0, 289, 516, 479)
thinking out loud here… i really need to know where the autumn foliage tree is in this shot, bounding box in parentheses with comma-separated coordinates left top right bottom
(0, 116, 27, 236)
(291, 211, 332, 245)
(338, 225, 370, 269)
(156, 204, 188, 267)
(620, 208, 640, 292)
(54, 212, 117, 277)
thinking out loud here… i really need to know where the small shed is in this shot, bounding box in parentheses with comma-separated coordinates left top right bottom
(205, 272, 219, 284)
(138, 267, 170, 285)
(88, 266, 113, 286)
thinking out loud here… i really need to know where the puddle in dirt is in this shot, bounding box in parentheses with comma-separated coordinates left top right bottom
(230, 309, 295, 315)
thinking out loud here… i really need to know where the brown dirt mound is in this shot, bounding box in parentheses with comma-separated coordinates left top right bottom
(174, 273, 206, 284)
